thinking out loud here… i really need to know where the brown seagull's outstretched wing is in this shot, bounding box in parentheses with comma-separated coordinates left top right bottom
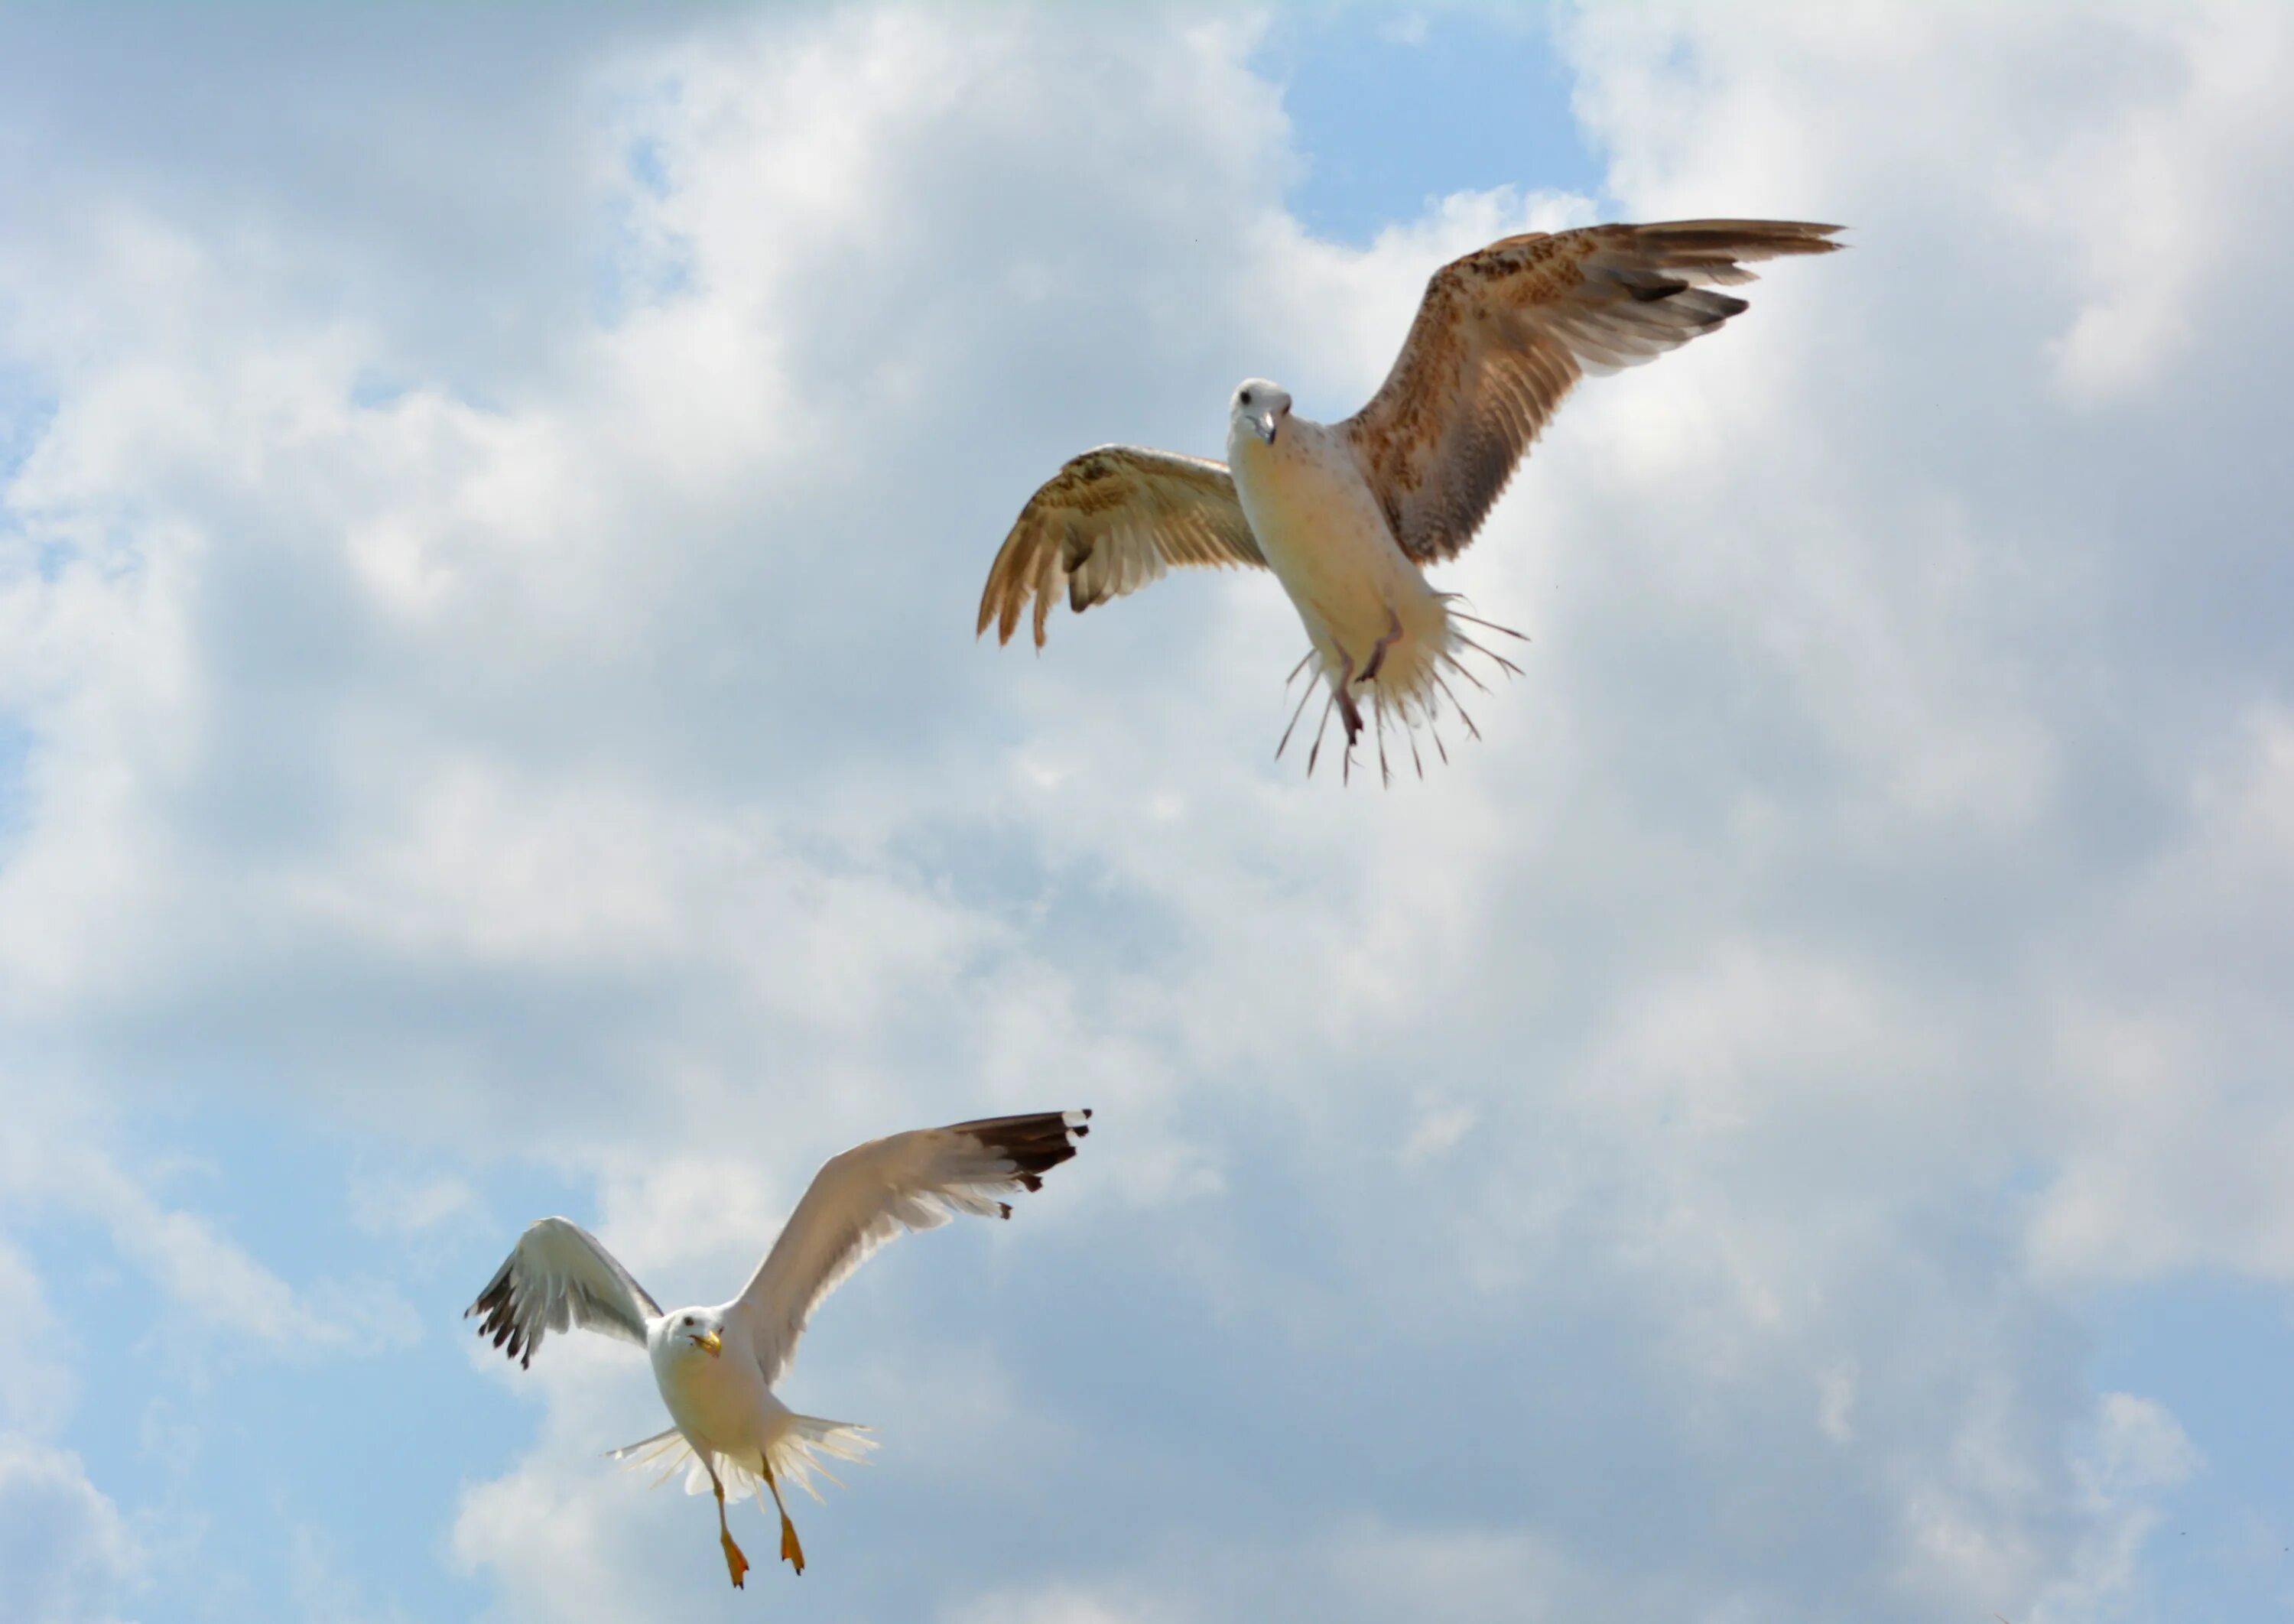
(1342, 219, 1844, 564)
(979, 446, 1266, 648)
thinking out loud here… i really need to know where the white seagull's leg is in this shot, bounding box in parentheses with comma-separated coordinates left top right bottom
(760, 1450, 806, 1575)
(706, 1457, 750, 1590)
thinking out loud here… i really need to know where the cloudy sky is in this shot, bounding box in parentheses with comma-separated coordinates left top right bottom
(2, 4, 2291, 1621)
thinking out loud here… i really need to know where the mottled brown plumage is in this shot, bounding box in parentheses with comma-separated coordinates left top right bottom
(976, 447, 1264, 649)
(1341, 219, 1844, 564)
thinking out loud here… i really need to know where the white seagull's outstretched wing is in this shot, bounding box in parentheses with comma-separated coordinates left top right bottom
(1343, 219, 1845, 565)
(729, 1110, 1091, 1389)
(978, 447, 1264, 649)
(466, 1216, 663, 1369)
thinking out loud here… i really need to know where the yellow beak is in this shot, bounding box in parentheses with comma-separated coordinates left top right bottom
(693, 1330, 723, 1358)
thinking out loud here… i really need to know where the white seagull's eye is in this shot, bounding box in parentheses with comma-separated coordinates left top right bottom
(1240, 389, 1253, 405)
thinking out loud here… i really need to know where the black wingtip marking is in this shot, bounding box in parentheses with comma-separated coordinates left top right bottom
(469, 1267, 543, 1369)
(948, 1109, 1093, 1198)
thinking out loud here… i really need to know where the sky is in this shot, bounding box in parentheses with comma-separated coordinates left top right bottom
(1, 3, 2291, 1622)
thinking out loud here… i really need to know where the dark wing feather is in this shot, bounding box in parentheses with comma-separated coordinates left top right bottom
(727, 1110, 1091, 1389)
(978, 447, 1265, 648)
(1342, 219, 1844, 564)
(464, 1216, 662, 1369)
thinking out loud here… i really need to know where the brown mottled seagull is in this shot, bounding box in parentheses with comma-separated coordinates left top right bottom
(465, 1110, 1090, 1590)
(979, 219, 1843, 781)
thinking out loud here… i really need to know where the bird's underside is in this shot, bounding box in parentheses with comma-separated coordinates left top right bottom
(1233, 405, 1529, 786)
(977, 218, 1844, 781)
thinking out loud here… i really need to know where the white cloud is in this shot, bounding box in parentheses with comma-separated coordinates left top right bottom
(0, 1442, 139, 1624)
(0, 2, 2289, 1621)
(0, 1132, 388, 1349)
(286, 1535, 412, 1624)
(345, 1169, 479, 1239)
(2031, 8, 2294, 403)
(2028, 705, 2294, 1282)
(946, 1583, 1165, 1624)
(0, 1240, 73, 1436)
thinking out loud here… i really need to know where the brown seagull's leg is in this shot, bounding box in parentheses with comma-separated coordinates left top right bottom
(1358, 606, 1404, 686)
(1331, 648, 1363, 746)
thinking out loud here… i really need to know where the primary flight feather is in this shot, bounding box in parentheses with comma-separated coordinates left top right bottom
(466, 1109, 1090, 1590)
(980, 219, 1844, 781)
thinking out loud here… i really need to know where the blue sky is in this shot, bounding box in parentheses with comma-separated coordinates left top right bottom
(3, 5, 2292, 1622)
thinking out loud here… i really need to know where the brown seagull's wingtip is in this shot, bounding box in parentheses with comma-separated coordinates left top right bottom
(973, 598, 1028, 649)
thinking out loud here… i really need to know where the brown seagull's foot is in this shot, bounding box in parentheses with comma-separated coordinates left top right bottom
(1308, 651, 1364, 778)
(1357, 606, 1403, 686)
(1331, 649, 1364, 745)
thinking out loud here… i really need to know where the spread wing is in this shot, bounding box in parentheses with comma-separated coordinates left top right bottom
(729, 1109, 1091, 1389)
(1343, 219, 1844, 564)
(978, 447, 1265, 648)
(465, 1216, 663, 1369)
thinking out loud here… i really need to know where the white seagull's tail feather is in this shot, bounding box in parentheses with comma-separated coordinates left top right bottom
(608, 1415, 878, 1506)
(608, 1426, 692, 1487)
(766, 1414, 878, 1503)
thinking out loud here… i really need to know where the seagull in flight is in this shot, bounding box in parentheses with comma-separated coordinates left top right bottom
(465, 1109, 1091, 1589)
(979, 219, 1844, 781)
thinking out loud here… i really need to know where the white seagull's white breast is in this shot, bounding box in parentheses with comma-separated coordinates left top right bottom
(651, 1327, 782, 1457)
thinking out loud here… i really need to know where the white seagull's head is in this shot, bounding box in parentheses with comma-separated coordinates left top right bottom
(1230, 378, 1291, 445)
(660, 1307, 724, 1360)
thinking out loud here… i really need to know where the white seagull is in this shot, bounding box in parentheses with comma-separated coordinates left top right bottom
(979, 218, 1844, 781)
(465, 1109, 1090, 1589)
